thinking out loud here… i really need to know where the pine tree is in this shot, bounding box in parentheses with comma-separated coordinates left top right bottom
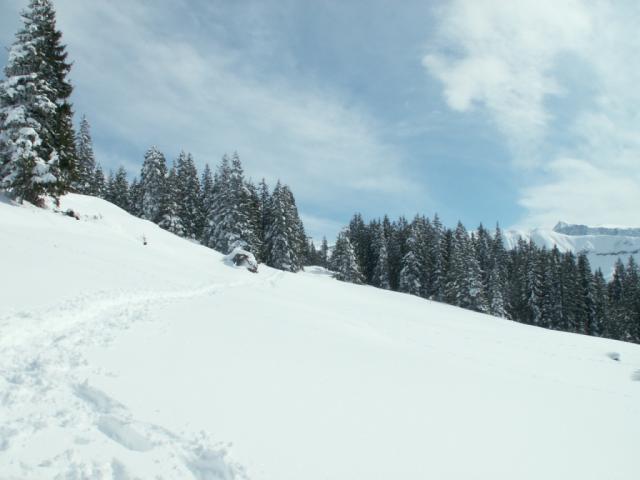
(199, 164, 214, 241)
(427, 214, 445, 301)
(139, 146, 168, 224)
(370, 222, 390, 289)
(527, 247, 548, 327)
(0, 1, 60, 204)
(331, 230, 364, 284)
(246, 180, 264, 261)
(106, 166, 130, 211)
(128, 177, 142, 216)
(398, 223, 423, 296)
(36, 0, 77, 195)
(204, 153, 260, 254)
(282, 184, 306, 268)
(174, 151, 201, 238)
(347, 213, 371, 280)
(257, 178, 270, 260)
(487, 224, 508, 318)
(264, 181, 301, 272)
(158, 163, 184, 236)
(93, 162, 106, 199)
(74, 115, 96, 194)
(592, 269, 608, 338)
(576, 253, 595, 335)
(546, 246, 564, 329)
(561, 252, 579, 333)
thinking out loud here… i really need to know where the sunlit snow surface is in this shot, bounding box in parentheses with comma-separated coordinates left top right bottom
(1, 194, 639, 479)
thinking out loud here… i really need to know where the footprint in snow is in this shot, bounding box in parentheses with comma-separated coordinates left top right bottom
(632, 370, 640, 382)
(606, 352, 621, 362)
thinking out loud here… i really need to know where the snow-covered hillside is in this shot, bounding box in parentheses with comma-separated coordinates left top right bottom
(1, 195, 640, 480)
(504, 222, 640, 278)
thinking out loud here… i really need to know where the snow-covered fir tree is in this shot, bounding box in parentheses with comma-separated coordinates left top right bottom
(263, 181, 303, 272)
(35, 0, 77, 196)
(93, 162, 106, 199)
(174, 151, 201, 239)
(398, 223, 423, 296)
(204, 153, 260, 255)
(128, 177, 142, 217)
(199, 163, 214, 241)
(158, 163, 184, 236)
(0, 0, 60, 204)
(74, 115, 96, 194)
(139, 146, 168, 224)
(106, 166, 130, 211)
(331, 230, 364, 284)
(370, 222, 390, 290)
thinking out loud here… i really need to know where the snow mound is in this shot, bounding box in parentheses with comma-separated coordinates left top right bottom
(224, 247, 258, 273)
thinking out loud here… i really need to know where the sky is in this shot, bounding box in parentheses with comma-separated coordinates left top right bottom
(1, 0, 639, 240)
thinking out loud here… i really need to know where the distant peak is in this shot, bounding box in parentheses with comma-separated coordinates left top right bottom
(553, 222, 640, 237)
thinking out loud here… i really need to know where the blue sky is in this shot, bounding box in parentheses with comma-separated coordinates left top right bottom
(2, 0, 639, 240)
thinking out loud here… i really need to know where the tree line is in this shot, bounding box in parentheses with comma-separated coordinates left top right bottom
(76, 131, 311, 272)
(327, 213, 640, 344)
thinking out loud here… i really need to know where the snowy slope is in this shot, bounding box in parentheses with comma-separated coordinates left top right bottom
(504, 222, 640, 278)
(1, 195, 640, 480)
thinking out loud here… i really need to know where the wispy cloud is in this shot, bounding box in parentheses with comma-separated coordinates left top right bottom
(45, 0, 421, 238)
(424, 0, 640, 227)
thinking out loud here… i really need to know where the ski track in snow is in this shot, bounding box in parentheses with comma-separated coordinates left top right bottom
(0, 271, 283, 479)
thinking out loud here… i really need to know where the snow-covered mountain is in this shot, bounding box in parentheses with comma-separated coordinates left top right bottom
(1, 195, 639, 479)
(504, 222, 640, 278)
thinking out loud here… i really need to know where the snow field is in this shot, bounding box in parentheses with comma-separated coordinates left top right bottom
(1, 194, 639, 479)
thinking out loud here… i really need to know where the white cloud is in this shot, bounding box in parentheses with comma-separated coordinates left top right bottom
(518, 158, 640, 228)
(46, 0, 420, 226)
(424, 0, 640, 227)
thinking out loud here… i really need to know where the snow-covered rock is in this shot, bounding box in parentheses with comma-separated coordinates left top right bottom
(1, 195, 639, 479)
(224, 247, 258, 273)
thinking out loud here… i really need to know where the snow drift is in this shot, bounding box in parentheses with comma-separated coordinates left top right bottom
(1, 194, 639, 479)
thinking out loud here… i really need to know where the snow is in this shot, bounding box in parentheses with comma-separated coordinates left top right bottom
(504, 226, 640, 278)
(1, 193, 640, 479)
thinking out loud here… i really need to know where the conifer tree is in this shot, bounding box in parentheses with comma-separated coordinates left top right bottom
(36, 0, 77, 195)
(174, 151, 201, 238)
(205, 153, 261, 254)
(158, 164, 184, 236)
(331, 230, 364, 284)
(139, 146, 168, 224)
(106, 166, 130, 211)
(264, 181, 302, 272)
(93, 162, 106, 199)
(399, 223, 423, 296)
(282, 184, 306, 267)
(128, 177, 142, 216)
(348, 213, 371, 280)
(592, 269, 608, 337)
(199, 164, 214, 240)
(426, 214, 445, 301)
(576, 253, 595, 335)
(370, 222, 391, 289)
(546, 246, 564, 329)
(0, 0, 61, 204)
(74, 115, 96, 194)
